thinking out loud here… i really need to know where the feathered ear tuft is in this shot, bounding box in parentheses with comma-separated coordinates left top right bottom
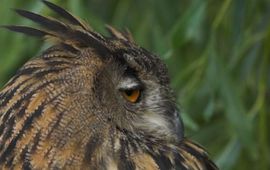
(1, 1, 138, 56)
(106, 25, 135, 43)
(1, 1, 111, 56)
(14, 9, 68, 32)
(1, 25, 49, 37)
(41, 0, 90, 30)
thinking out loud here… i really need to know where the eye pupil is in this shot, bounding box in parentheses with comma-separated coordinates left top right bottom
(125, 90, 133, 96)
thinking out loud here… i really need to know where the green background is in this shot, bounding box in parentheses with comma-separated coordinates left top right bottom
(0, 0, 269, 169)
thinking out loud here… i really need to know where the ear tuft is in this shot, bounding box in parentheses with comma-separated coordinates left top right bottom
(1, 25, 48, 37)
(42, 0, 90, 30)
(106, 25, 134, 43)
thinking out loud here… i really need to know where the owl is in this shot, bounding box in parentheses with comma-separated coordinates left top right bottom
(0, 1, 218, 170)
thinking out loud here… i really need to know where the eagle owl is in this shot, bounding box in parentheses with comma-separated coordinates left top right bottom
(0, 1, 218, 169)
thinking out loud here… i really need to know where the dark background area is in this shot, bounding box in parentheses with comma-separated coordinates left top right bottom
(0, 0, 269, 169)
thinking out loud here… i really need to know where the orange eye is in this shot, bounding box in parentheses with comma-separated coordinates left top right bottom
(121, 89, 141, 103)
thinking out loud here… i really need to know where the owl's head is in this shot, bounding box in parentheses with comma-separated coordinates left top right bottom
(3, 1, 183, 144)
(94, 36, 184, 143)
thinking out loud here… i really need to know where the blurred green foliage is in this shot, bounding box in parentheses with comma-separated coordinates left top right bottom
(0, 0, 269, 169)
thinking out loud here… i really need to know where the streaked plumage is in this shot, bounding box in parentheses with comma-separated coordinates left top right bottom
(0, 1, 218, 169)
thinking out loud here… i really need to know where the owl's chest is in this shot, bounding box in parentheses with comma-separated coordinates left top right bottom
(80, 131, 176, 170)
